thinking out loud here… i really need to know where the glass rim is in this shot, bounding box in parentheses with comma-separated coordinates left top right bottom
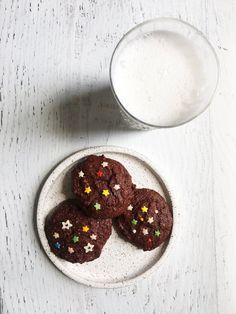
(109, 17, 220, 129)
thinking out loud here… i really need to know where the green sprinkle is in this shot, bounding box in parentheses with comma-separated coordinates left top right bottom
(94, 202, 101, 210)
(72, 235, 79, 243)
(154, 229, 161, 237)
(131, 219, 138, 225)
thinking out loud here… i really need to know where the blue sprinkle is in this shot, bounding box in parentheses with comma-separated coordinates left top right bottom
(53, 242, 61, 249)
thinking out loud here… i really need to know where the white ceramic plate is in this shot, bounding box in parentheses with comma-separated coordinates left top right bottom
(37, 146, 178, 288)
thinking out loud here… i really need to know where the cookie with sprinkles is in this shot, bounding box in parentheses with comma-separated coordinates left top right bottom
(114, 188, 173, 251)
(71, 155, 135, 219)
(45, 199, 112, 263)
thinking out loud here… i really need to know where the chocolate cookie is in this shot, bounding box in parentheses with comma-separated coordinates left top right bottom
(115, 188, 173, 251)
(45, 199, 112, 263)
(71, 155, 135, 219)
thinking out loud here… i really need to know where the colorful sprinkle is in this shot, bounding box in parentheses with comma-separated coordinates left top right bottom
(96, 170, 103, 177)
(90, 234, 97, 240)
(68, 247, 74, 254)
(127, 205, 133, 211)
(154, 229, 161, 237)
(102, 189, 110, 197)
(132, 229, 137, 234)
(141, 206, 148, 213)
(53, 232, 59, 239)
(113, 184, 120, 191)
(142, 228, 149, 235)
(84, 186, 92, 194)
(79, 170, 84, 178)
(131, 219, 138, 225)
(139, 216, 144, 222)
(53, 242, 61, 249)
(82, 225, 90, 232)
(84, 243, 94, 253)
(148, 217, 154, 224)
(62, 220, 73, 230)
(72, 235, 79, 243)
(155, 209, 159, 214)
(101, 161, 108, 167)
(94, 202, 101, 210)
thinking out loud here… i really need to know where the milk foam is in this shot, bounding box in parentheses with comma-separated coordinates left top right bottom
(112, 30, 208, 126)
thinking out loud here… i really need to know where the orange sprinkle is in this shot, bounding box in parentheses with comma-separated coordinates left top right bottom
(82, 225, 89, 232)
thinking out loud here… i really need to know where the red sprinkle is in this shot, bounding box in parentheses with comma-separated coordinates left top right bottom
(96, 170, 103, 177)
(147, 237, 153, 248)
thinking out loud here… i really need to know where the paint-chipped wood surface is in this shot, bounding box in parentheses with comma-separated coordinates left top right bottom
(0, 1, 235, 313)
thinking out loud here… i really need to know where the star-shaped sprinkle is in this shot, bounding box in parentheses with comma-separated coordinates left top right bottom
(84, 243, 94, 253)
(94, 202, 101, 210)
(131, 219, 138, 225)
(78, 170, 84, 178)
(132, 229, 137, 234)
(148, 217, 154, 224)
(68, 247, 74, 254)
(53, 232, 59, 239)
(127, 205, 133, 211)
(62, 220, 73, 230)
(53, 242, 61, 249)
(82, 225, 89, 232)
(72, 235, 79, 243)
(90, 234, 97, 240)
(155, 209, 159, 214)
(96, 170, 103, 177)
(84, 186, 92, 194)
(102, 189, 110, 197)
(113, 184, 120, 191)
(141, 206, 148, 213)
(101, 161, 108, 167)
(142, 228, 149, 235)
(139, 216, 144, 222)
(154, 229, 161, 237)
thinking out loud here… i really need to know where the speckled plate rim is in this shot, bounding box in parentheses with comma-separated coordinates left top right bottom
(37, 145, 180, 289)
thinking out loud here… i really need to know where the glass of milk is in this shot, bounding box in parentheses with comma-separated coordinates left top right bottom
(110, 18, 219, 129)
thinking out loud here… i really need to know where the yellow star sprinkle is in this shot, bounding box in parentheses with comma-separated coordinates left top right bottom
(141, 206, 148, 213)
(84, 187, 92, 194)
(82, 225, 89, 232)
(102, 189, 110, 197)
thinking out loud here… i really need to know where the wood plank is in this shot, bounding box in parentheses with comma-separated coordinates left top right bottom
(0, 0, 234, 313)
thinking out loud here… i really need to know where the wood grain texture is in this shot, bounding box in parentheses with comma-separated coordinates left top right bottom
(0, 0, 235, 313)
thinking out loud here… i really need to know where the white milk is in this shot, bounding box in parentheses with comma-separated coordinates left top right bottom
(112, 30, 209, 126)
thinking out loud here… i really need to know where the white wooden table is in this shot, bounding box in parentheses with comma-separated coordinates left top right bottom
(1, 1, 235, 313)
